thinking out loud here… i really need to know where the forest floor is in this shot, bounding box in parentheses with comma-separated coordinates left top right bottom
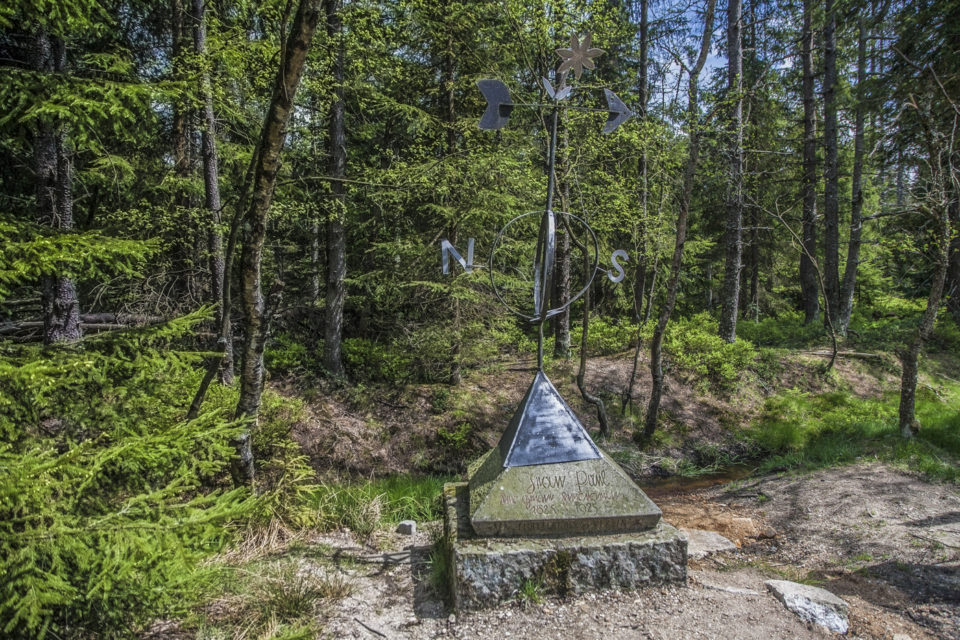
(179, 346, 960, 639)
(298, 462, 960, 640)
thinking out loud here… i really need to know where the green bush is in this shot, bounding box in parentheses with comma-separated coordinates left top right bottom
(571, 316, 636, 356)
(310, 475, 450, 534)
(748, 381, 960, 482)
(265, 332, 319, 376)
(736, 311, 825, 348)
(0, 315, 263, 638)
(663, 313, 757, 390)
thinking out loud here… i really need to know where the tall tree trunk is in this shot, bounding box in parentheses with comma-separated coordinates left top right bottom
(719, 0, 743, 342)
(192, 0, 233, 383)
(32, 32, 81, 345)
(645, 0, 716, 439)
(822, 0, 840, 328)
(948, 199, 960, 325)
(577, 275, 610, 437)
(800, 0, 820, 324)
(623, 0, 650, 412)
(171, 0, 192, 201)
(323, 0, 347, 378)
(235, 0, 324, 485)
(899, 187, 951, 438)
(443, 34, 462, 384)
(838, 15, 868, 335)
(749, 217, 760, 321)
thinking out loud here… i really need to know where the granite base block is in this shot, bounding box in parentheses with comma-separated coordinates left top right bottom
(443, 482, 687, 610)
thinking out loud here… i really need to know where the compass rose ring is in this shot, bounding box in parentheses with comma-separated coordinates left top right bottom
(488, 209, 599, 324)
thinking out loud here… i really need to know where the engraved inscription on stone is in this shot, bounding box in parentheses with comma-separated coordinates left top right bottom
(497, 468, 624, 517)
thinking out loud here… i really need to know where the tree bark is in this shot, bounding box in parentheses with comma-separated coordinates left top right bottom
(32, 32, 81, 345)
(623, 0, 651, 413)
(822, 0, 840, 328)
(171, 0, 192, 200)
(645, 0, 716, 439)
(719, 0, 743, 342)
(323, 0, 347, 378)
(949, 200, 960, 325)
(235, 0, 324, 485)
(838, 15, 868, 335)
(899, 196, 951, 438)
(800, 0, 820, 324)
(192, 0, 233, 383)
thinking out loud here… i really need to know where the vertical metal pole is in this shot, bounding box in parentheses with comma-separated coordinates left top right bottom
(537, 105, 560, 372)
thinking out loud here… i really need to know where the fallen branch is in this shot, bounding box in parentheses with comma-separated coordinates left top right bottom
(803, 351, 884, 360)
(909, 532, 960, 549)
(353, 617, 388, 638)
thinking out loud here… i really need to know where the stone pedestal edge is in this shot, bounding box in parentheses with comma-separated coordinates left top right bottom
(443, 481, 687, 611)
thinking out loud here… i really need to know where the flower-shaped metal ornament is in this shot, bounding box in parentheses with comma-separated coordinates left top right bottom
(556, 33, 605, 80)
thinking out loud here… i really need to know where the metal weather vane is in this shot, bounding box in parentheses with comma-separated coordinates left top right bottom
(443, 32, 636, 373)
(556, 32, 605, 80)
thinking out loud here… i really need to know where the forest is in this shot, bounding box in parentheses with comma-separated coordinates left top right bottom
(1, 0, 958, 637)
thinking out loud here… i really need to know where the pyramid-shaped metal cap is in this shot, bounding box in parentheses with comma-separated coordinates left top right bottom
(497, 370, 601, 468)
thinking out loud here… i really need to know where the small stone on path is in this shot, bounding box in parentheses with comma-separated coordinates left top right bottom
(396, 520, 417, 535)
(765, 579, 849, 634)
(681, 528, 737, 559)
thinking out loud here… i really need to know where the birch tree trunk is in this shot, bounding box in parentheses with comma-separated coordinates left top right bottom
(235, 0, 324, 485)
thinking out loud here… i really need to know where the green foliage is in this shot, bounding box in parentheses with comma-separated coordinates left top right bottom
(0, 217, 153, 300)
(516, 577, 544, 607)
(662, 313, 758, 390)
(736, 312, 826, 348)
(748, 380, 960, 482)
(309, 475, 450, 536)
(571, 316, 635, 356)
(0, 315, 265, 638)
(265, 332, 319, 377)
(437, 422, 472, 453)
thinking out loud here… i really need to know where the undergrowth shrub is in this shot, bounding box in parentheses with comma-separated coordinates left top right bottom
(342, 315, 536, 384)
(748, 382, 960, 482)
(310, 475, 449, 535)
(571, 316, 635, 356)
(662, 313, 757, 390)
(0, 313, 311, 638)
(736, 311, 825, 348)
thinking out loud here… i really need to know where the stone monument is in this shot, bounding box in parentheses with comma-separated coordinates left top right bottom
(440, 34, 687, 610)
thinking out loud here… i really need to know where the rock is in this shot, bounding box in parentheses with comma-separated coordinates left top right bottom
(681, 528, 737, 559)
(396, 520, 417, 535)
(757, 524, 778, 539)
(892, 635, 912, 640)
(764, 579, 849, 634)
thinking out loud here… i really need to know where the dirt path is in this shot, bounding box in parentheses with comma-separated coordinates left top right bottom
(317, 463, 958, 639)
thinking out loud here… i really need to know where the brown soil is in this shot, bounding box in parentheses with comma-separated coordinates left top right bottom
(306, 462, 959, 640)
(288, 349, 902, 482)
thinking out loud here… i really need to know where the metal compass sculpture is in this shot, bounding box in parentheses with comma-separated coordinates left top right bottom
(440, 33, 636, 469)
(475, 33, 634, 371)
